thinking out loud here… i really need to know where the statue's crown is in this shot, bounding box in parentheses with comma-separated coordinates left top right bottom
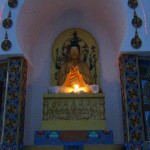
(69, 31, 80, 50)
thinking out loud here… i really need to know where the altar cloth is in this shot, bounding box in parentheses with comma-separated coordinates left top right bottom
(34, 130, 113, 145)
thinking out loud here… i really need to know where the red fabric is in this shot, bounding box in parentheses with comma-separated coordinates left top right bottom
(60, 131, 87, 142)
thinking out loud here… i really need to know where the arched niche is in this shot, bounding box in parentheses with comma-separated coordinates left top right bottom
(15, 0, 128, 145)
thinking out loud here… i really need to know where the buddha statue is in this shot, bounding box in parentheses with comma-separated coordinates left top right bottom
(57, 40, 92, 93)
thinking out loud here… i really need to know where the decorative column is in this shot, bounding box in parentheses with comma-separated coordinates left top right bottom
(119, 55, 144, 149)
(2, 57, 27, 150)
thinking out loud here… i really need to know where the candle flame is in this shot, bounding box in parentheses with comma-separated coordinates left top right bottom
(73, 84, 79, 93)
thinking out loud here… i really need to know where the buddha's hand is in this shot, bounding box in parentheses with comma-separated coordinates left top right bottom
(69, 66, 79, 82)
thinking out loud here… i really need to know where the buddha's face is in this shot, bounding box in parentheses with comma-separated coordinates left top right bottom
(69, 46, 80, 60)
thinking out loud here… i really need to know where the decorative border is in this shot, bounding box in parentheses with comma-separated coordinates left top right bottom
(119, 55, 128, 144)
(0, 57, 27, 150)
(119, 54, 144, 149)
(34, 130, 113, 145)
(18, 59, 27, 149)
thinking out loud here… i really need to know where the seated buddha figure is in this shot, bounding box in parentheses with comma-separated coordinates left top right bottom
(57, 42, 92, 93)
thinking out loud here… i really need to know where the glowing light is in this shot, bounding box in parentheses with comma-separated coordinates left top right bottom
(48, 85, 99, 94)
(58, 67, 94, 94)
(73, 84, 79, 93)
(139, 0, 148, 34)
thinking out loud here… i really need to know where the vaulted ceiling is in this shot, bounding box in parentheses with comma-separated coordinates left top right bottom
(17, 0, 127, 59)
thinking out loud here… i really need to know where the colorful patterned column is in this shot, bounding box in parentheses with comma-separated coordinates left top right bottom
(119, 55, 144, 149)
(1, 57, 27, 150)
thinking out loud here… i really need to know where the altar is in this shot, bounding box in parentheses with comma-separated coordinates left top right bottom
(34, 92, 114, 146)
(42, 93, 105, 130)
(34, 29, 114, 147)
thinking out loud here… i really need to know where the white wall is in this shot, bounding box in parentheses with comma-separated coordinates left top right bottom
(23, 15, 124, 144)
(121, 0, 150, 53)
(2, 0, 147, 145)
(0, 0, 24, 57)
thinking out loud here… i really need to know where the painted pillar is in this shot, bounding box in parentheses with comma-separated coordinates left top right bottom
(119, 54, 144, 149)
(1, 57, 27, 150)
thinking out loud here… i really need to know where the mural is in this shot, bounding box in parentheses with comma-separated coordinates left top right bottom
(0, 57, 27, 150)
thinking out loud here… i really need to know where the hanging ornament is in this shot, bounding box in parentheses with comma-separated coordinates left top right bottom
(128, 0, 138, 9)
(2, 18, 13, 29)
(1, 40, 12, 51)
(8, 10, 12, 18)
(132, 10, 142, 28)
(8, 0, 18, 8)
(131, 30, 142, 49)
(1, 32, 12, 51)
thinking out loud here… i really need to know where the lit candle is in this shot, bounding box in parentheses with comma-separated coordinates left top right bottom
(73, 84, 79, 93)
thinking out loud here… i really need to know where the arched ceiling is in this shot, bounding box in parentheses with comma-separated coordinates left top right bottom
(17, 0, 127, 60)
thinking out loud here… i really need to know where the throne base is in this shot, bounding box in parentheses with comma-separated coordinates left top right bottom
(34, 130, 113, 145)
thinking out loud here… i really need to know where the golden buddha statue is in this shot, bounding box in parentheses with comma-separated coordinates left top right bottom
(57, 39, 92, 93)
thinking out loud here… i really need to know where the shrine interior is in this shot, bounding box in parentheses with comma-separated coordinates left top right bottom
(0, 0, 150, 149)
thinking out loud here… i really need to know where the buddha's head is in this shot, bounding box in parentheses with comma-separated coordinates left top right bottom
(68, 42, 80, 60)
